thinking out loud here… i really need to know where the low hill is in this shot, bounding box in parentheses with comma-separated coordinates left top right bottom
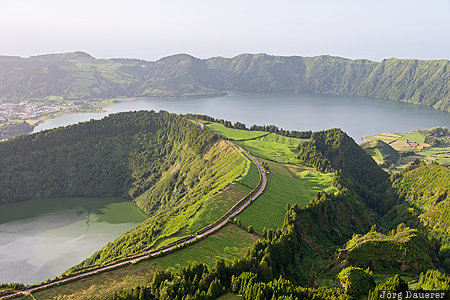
(0, 52, 448, 112)
(336, 225, 435, 272)
(361, 139, 400, 168)
(297, 128, 393, 213)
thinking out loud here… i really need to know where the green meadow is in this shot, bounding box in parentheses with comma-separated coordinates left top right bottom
(204, 122, 336, 233)
(238, 160, 336, 233)
(204, 122, 267, 140)
(235, 133, 304, 164)
(205, 121, 307, 163)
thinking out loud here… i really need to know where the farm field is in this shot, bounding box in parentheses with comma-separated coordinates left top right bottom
(204, 122, 267, 140)
(362, 128, 450, 168)
(237, 159, 336, 233)
(32, 225, 258, 300)
(205, 121, 307, 164)
(235, 134, 305, 164)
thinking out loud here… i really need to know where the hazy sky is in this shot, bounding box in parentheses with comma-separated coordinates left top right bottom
(0, 0, 449, 61)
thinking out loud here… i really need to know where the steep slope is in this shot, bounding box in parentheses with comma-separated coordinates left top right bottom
(383, 162, 450, 271)
(0, 52, 448, 112)
(361, 139, 400, 168)
(336, 226, 435, 272)
(0, 110, 252, 270)
(297, 128, 394, 213)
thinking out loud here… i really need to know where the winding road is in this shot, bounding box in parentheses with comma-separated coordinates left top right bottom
(1, 139, 267, 299)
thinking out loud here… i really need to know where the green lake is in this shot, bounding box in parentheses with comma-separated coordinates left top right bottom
(0, 197, 148, 285)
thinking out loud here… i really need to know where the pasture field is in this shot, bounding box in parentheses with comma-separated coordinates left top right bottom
(398, 132, 425, 143)
(205, 121, 307, 163)
(239, 159, 261, 188)
(417, 146, 450, 165)
(235, 133, 305, 163)
(362, 133, 401, 143)
(158, 224, 259, 270)
(204, 122, 267, 140)
(32, 225, 258, 300)
(237, 159, 336, 233)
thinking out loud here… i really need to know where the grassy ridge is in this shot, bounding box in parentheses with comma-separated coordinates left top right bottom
(338, 226, 435, 272)
(69, 140, 250, 271)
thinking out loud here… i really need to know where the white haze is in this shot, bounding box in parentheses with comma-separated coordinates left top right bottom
(0, 0, 449, 61)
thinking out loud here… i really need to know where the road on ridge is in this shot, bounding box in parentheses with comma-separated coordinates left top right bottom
(1, 140, 267, 300)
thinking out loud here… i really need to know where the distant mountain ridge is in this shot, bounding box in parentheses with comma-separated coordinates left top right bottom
(0, 52, 449, 112)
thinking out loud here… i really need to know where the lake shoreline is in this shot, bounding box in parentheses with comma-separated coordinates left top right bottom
(2, 92, 450, 143)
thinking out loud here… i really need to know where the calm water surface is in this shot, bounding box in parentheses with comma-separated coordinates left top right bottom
(0, 197, 147, 285)
(34, 93, 450, 142)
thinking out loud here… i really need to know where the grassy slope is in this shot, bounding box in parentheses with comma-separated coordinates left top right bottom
(204, 122, 267, 140)
(205, 122, 336, 233)
(32, 225, 258, 300)
(69, 140, 254, 271)
(391, 164, 450, 239)
(339, 227, 434, 272)
(235, 133, 305, 164)
(206, 122, 308, 164)
(361, 140, 399, 167)
(238, 160, 336, 233)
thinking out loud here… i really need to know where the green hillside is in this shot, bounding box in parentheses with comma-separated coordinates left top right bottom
(383, 163, 450, 272)
(5, 123, 448, 299)
(337, 225, 435, 272)
(0, 111, 257, 271)
(204, 121, 336, 232)
(361, 139, 400, 168)
(0, 52, 448, 112)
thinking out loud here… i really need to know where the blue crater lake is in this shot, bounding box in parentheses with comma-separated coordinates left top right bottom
(34, 93, 450, 142)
